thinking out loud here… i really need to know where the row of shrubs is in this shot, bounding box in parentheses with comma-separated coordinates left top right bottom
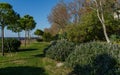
(0, 38, 21, 52)
(44, 40, 120, 75)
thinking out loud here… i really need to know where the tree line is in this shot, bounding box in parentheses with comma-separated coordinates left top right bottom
(42, 0, 120, 43)
(0, 3, 36, 56)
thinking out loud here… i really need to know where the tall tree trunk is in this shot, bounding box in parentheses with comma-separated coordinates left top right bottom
(95, 0, 110, 43)
(18, 32, 20, 40)
(25, 30, 27, 47)
(1, 26, 4, 56)
(97, 10, 110, 43)
(28, 30, 31, 44)
(101, 14, 110, 43)
(27, 30, 30, 44)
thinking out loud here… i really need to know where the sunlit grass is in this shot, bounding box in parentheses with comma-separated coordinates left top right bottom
(0, 42, 71, 75)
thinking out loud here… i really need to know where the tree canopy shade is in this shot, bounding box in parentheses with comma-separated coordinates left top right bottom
(0, 3, 18, 56)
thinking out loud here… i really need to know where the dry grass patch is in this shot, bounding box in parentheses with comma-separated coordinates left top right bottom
(42, 58, 71, 75)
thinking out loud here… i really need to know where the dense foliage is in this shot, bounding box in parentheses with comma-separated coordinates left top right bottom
(65, 12, 97, 43)
(66, 42, 120, 75)
(0, 38, 21, 52)
(45, 40, 75, 61)
(34, 29, 44, 37)
(65, 11, 120, 43)
(43, 32, 53, 42)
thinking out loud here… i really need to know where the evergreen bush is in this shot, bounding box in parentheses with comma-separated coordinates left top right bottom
(45, 39, 75, 61)
(0, 38, 21, 52)
(66, 42, 120, 75)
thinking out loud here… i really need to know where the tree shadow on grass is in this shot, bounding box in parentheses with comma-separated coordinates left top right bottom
(33, 54, 45, 58)
(0, 66, 48, 75)
(18, 48, 38, 52)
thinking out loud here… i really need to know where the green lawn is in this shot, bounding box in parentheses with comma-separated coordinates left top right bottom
(0, 42, 71, 75)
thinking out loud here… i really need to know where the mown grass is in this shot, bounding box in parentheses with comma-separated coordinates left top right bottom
(0, 42, 71, 75)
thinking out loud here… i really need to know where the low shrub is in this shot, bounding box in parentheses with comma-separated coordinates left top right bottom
(44, 40, 57, 55)
(66, 42, 120, 75)
(0, 38, 21, 52)
(45, 39, 75, 61)
(36, 38, 43, 42)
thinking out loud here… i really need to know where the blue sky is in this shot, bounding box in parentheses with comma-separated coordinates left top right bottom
(0, 0, 70, 37)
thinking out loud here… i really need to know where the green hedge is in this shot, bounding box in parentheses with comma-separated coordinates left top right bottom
(45, 40, 75, 61)
(0, 38, 21, 52)
(66, 42, 120, 75)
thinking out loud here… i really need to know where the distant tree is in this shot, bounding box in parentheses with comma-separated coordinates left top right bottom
(34, 29, 44, 38)
(43, 23, 60, 36)
(0, 3, 17, 56)
(19, 15, 36, 46)
(67, 0, 91, 24)
(48, 0, 70, 34)
(68, 0, 83, 24)
(47, 0, 92, 38)
(26, 15, 36, 44)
